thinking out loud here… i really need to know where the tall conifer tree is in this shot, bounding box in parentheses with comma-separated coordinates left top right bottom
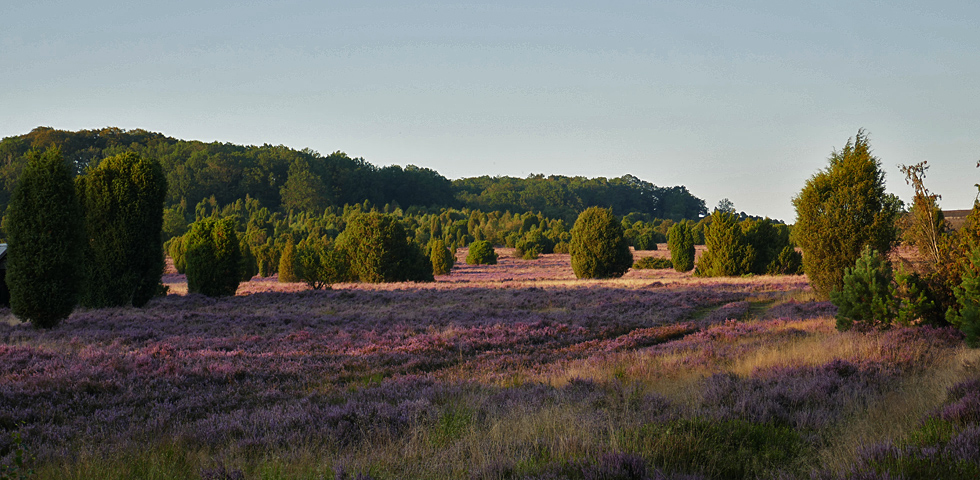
(6, 147, 84, 327)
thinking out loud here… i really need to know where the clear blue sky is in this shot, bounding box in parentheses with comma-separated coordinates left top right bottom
(3, 1, 979, 221)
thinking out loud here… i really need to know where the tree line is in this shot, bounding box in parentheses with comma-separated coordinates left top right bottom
(0, 127, 706, 232)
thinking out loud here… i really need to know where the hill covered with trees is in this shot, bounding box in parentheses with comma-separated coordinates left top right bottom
(0, 127, 706, 227)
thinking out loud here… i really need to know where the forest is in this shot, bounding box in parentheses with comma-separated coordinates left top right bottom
(0, 127, 706, 233)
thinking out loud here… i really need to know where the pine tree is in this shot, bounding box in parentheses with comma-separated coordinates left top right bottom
(6, 147, 84, 327)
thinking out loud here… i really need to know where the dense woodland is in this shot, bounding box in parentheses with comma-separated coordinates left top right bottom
(0, 127, 706, 231)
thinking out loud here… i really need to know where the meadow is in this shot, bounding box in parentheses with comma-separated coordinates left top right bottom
(0, 248, 977, 479)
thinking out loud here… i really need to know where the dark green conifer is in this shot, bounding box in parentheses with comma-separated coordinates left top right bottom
(184, 217, 242, 296)
(6, 147, 84, 327)
(569, 207, 633, 279)
(77, 152, 167, 308)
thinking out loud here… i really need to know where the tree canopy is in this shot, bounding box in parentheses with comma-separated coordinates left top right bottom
(0, 127, 706, 233)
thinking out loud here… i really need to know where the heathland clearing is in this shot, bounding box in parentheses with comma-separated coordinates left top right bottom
(1, 248, 976, 479)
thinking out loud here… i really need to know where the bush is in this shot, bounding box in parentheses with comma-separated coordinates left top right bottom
(831, 246, 895, 331)
(667, 222, 695, 272)
(165, 235, 188, 274)
(792, 130, 900, 298)
(296, 237, 348, 290)
(696, 210, 752, 277)
(633, 257, 673, 269)
(515, 228, 553, 260)
(76, 152, 168, 308)
(278, 238, 300, 283)
(6, 147, 84, 328)
(466, 240, 498, 265)
(337, 212, 434, 282)
(239, 239, 258, 281)
(429, 239, 455, 275)
(769, 245, 803, 275)
(569, 207, 633, 279)
(948, 245, 980, 347)
(184, 217, 242, 297)
(553, 241, 570, 254)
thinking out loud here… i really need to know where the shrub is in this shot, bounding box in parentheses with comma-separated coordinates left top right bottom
(184, 217, 242, 297)
(831, 246, 895, 331)
(296, 237, 348, 290)
(667, 222, 695, 272)
(254, 241, 277, 277)
(768, 245, 803, 275)
(239, 239, 258, 281)
(515, 228, 553, 260)
(6, 147, 84, 328)
(948, 245, 980, 347)
(792, 130, 900, 298)
(165, 235, 188, 274)
(466, 240, 498, 265)
(696, 210, 752, 277)
(278, 238, 300, 283)
(569, 207, 633, 279)
(429, 239, 455, 275)
(633, 257, 673, 269)
(76, 152, 168, 308)
(553, 241, 570, 254)
(337, 212, 434, 282)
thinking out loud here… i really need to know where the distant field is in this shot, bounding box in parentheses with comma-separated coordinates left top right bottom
(1, 248, 977, 479)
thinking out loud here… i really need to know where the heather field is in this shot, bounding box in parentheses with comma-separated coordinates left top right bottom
(1, 248, 978, 479)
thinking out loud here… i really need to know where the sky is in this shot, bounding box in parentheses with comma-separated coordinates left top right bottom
(2, 0, 979, 222)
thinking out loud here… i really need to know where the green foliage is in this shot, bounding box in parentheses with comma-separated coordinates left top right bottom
(624, 220, 661, 251)
(253, 241, 278, 277)
(792, 130, 900, 299)
(454, 174, 706, 222)
(184, 217, 242, 297)
(948, 245, 980, 347)
(769, 245, 804, 275)
(696, 211, 752, 277)
(632, 257, 673, 269)
(337, 212, 434, 283)
(165, 235, 187, 274)
(77, 152, 168, 308)
(569, 207, 633, 279)
(553, 241, 570, 254)
(515, 228, 553, 260)
(465, 240, 498, 265)
(831, 246, 895, 331)
(278, 239, 300, 283)
(6, 147, 84, 328)
(667, 222, 695, 272)
(893, 269, 941, 327)
(296, 237, 349, 290)
(0, 429, 34, 480)
(429, 239, 455, 275)
(239, 239, 258, 282)
(622, 417, 809, 479)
